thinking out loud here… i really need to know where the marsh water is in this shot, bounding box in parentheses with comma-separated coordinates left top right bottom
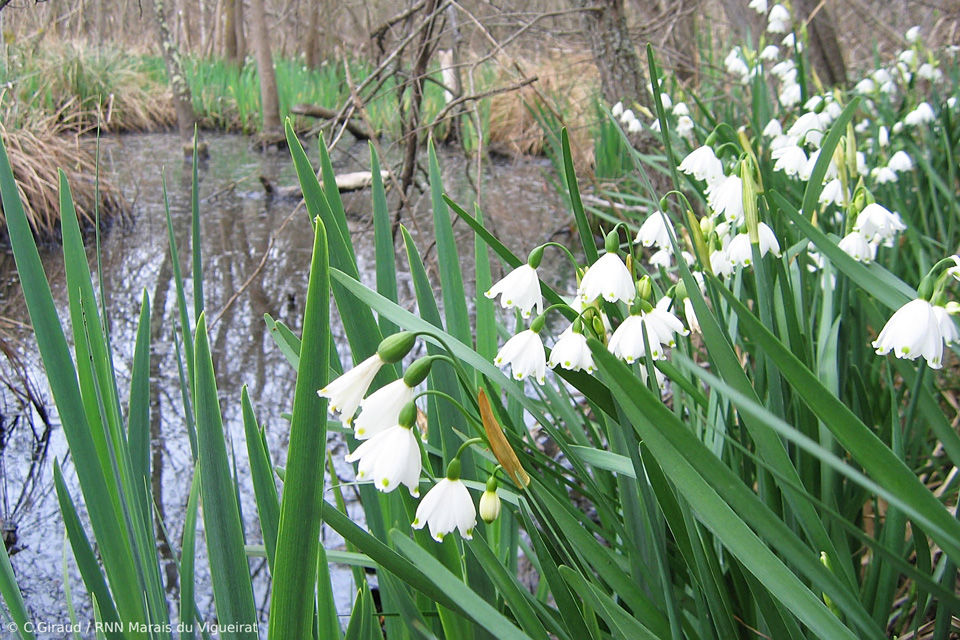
(0, 132, 571, 630)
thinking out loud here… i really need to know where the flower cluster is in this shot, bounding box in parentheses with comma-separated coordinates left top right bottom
(319, 333, 505, 542)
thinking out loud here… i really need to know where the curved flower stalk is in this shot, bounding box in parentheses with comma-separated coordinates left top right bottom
(345, 403, 422, 497)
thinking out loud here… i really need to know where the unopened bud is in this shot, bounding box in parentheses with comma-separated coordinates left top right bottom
(398, 402, 418, 428)
(479, 477, 501, 524)
(377, 331, 416, 364)
(403, 357, 433, 387)
(636, 275, 653, 302)
(527, 245, 545, 269)
(604, 229, 621, 254)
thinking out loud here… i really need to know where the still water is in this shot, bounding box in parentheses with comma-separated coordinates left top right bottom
(0, 132, 569, 630)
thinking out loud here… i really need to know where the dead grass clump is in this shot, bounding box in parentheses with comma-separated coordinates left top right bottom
(485, 51, 598, 172)
(12, 41, 175, 132)
(0, 107, 124, 241)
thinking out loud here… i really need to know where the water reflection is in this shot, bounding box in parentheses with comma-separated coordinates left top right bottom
(0, 132, 570, 628)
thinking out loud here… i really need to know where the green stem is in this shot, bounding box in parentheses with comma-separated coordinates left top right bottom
(412, 389, 483, 432)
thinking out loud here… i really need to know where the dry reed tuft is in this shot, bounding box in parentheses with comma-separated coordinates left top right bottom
(11, 41, 176, 132)
(485, 51, 598, 171)
(0, 105, 124, 240)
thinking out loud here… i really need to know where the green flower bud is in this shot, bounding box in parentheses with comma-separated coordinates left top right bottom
(398, 402, 418, 428)
(527, 245, 545, 269)
(591, 315, 605, 340)
(918, 274, 936, 301)
(403, 356, 433, 387)
(604, 229, 620, 254)
(636, 275, 653, 302)
(700, 215, 715, 236)
(445, 458, 462, 481)
(377, 331, 416, 364)
(675, 279, 688, 300)
(530, 314, 547, 333)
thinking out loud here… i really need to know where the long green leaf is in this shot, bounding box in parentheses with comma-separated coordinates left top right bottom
(241, 387, 280, 571)
(370, 143, 398, 337)
(194, 314, 258, 639)
(268, 218, 332, 639)
(180, 467, 201, 638)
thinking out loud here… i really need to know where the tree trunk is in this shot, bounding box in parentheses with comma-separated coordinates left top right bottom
(248, 0, 283, 140)
(235, 0, 247, 61)
(797, 0, 848, 86)
(151, 0, 201, 153)
(224, 0, 239, 61)
(715, 0, 765, 45)
(304, 0, 321, 68)
(579, 0, 648, 107)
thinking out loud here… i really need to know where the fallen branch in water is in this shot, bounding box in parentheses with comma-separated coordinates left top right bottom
(259, 170, 390, 199)
(290, 104, 375, 140)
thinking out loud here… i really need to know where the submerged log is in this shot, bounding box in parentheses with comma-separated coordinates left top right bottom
(260, 171, 389, 199)
(291, 104, 375, 140)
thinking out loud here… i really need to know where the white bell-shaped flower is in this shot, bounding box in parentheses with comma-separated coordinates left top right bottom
(838, 231, 877, 263)
(760, 45, 780, 61)
(749, 0, 768, 13)
(767, 4, 791, 32)
(485, 264, 543, 318)
(819, 179, 845, 207)
(649, 248, 674, 270)
(934, 306, 958, 346)
(318, 354, 385, 425)
(548, 330, 596, 373)
(345, 422, 422, 496)
(727, 223, 781, 267)
(354, 378, 417, 440)
(762, 118, 783, 138)
(772, 145, 808, 177)
(871, 166, 898, 184)
(679, 146, 724, 184)
(779, 81, 802, 108)
(578, 253, 636, 305)
(854, 203, 906, 242)
(904, 102, 935, 126)
(710, 248, 734, 279)
(611, 101, 624, 117)
(673, 102, 690, 117)
(494, 329, 546, 384)
(906, 26, 921, 43)
(413, 477, 476, 542)
(708, 175, 745, 225)
(609, 315, 666, 363)
(887, 150, 913, 172)
(873, 298, 943, 368)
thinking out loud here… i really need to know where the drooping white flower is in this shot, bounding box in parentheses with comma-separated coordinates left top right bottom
(767, 4, 791, 32)
(346, 423, 422, 496)
(748, 0, 768, 13)
(672, 102, 690, 117)
(917, 63, 940, 81)
(771, 59, 796, 79)
(838, 231, 877, 263)
(819, 179, 845, 207)
(620, 108, 636, 125)
(627, 118, 644, 133)
(772, 145, 808, 177)
(683, 297, 701, 334)
(710, 248, 734, 279)
(760, 45, 780, 61)
(871, 166, 898, 184)
(649, 248, 673, 270)
(854, 203, 907, 241)
(611, 101, 624, 117)
(782, 33, 798, 49)
(763, 118, 783, 138)
(855, 78, 876, 94)
(479, 485, 501, 524)
(652, 298, 690, 340)
(906, 26, 921, 43)
(878, 126, 890, 147)
(578, 253, 636, 305)
(660, 93, 673, 110)
(788, 112, 824, 146)
(548, 330, 595, 373)
(319, 354, 386, 424)
(485, 264, 543, 318)
(799, 149, 838, 182)
(727, 223, 782, 267)
(494, 329, 546, 384)
(708, 175, 745, 225)
(413, 478, 476, 541)
(725, 49, 750, 78)
(934, 306, 958, 346)
(873, 299, 943, 368)
(679, 146, 724, 184)
(354, 378, 417, 440)
(887, 150, 913, 172)
(609, 314, 672, 363)
(898, 50, 917, 66)
(779, 81, 802, 108)
(904, 102, 936, 126)
(636, 211, 675, 248)
(675, 115, 695, 138)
